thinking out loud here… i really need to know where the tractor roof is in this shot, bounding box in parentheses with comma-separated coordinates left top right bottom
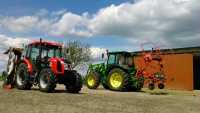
(29, 41, 63, 47)
(108, 51, 135, 56)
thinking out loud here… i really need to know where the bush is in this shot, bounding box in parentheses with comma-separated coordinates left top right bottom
(63, 40, 91, 68)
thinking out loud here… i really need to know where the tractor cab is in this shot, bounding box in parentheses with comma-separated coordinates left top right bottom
(107, 51, 135, 68)
(24, 41, 63, 71)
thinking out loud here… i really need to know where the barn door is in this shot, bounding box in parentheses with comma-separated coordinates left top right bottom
(193, 55, 200, 90)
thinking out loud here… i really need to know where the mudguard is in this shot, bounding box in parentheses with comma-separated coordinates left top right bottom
(23, 58, 33, 74)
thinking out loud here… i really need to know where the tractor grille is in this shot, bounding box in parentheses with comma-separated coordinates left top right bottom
(57, 61, 62, 72)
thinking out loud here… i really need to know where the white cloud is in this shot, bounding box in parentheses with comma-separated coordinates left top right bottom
(0, 34, 30, 49)
(0, 0, 199, 48)
(50, 12, 92, 37)
(88, 0, 200, 47)
(0, 54, 7, 62)
(1, 16, 39, 32)
(102, 0, 192, 41)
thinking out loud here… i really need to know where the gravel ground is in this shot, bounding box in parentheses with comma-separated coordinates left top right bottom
(0, 82, 200, 113)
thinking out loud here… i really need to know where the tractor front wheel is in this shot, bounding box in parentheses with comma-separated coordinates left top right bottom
(85, 71, 100, 89)
(39, 68, 56, 93)
(15, 63, 32, 90)
(107, 68, 129, 91)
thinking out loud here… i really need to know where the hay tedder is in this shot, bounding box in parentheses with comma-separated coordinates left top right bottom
(135, 44, 166, 90)
(2, 39, 82, 93)
(85, 45, 166, 91)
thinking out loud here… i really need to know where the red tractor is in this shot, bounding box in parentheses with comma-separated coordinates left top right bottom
(2, 39, 82, 93)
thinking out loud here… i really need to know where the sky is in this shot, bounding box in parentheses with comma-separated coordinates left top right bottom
(0, 0, 200, 71)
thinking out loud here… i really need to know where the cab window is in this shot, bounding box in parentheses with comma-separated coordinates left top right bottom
(118, 55, 125, 65)
(30, 46, 40, 60)
(108, 54, 115, 64)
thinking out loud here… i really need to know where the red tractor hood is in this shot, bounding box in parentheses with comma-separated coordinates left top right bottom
(48, 57, 65, 75)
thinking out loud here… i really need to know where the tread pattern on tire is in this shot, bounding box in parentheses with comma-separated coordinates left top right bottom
(39, 68, 56, 93)
(65, 71, 83, 93)
(86, 71, 100, 89)
(15, 63, 32, 90)
(107, 68, 129, 91)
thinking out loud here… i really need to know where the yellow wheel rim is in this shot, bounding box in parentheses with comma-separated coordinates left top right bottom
(110, 72, 123, 88)
(87, 75, 95, 87)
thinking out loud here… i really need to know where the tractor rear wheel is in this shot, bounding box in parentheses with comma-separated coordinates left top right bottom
(39, 68, 56, 93)
(65, 71, 82, 93)
(107, 68, 129, 91)
(15, 63, 32, 90)
(85, 71, 100, 89)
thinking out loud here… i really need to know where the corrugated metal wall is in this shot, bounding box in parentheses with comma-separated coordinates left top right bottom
(134, 54, 194, 90)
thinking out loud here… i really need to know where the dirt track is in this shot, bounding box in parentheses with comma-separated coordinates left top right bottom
(0, 82, 200, 113)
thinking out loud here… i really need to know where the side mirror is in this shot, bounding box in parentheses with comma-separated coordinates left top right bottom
(102, 53, 104, 59)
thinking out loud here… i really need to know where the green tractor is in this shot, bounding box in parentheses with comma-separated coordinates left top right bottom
(85, 51, 144, 91)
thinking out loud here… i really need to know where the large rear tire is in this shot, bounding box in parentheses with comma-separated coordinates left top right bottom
(85, 71, 100, 89)
(15, 63, 32, 90)
(65, 71, 82, 93)
(39, 68, 56, 93)
(107, 68, 129, 91)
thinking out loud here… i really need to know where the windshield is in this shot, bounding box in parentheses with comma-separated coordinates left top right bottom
(118, 55, 134, 66)
(41, 46, 62, 58)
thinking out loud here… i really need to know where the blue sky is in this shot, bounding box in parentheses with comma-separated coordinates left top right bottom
(0, 0, 200, 71)
(0, 0, 131, 16)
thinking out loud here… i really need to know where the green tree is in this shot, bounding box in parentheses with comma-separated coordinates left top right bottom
(63, 40, 91, 68)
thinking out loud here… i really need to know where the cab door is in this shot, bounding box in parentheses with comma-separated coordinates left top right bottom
(107, 54, 116, 65)
(28, 45, 41, 71)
